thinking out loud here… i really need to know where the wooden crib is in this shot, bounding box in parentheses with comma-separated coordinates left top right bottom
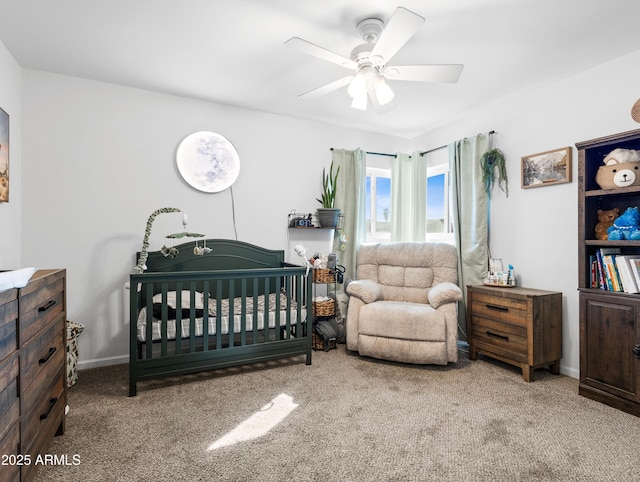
(129, 239, 312, 396)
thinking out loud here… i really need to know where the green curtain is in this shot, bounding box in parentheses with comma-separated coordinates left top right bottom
(391, 151, 426, 241)
(332, 148, 366, 281)
(449, 133, 490, 339)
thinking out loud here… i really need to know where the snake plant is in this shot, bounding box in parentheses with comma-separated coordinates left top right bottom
(317, 162, 340, 208)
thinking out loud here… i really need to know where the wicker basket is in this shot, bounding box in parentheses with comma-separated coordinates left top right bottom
(313, 268, 334, 284)
(312, 332, 336, 351)
(313, 299, 335, 317)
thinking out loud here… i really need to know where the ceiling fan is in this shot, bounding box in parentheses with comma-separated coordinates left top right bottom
(285, 7, 463, 112)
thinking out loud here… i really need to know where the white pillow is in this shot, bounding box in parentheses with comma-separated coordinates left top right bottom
(152, 291, 204, 310)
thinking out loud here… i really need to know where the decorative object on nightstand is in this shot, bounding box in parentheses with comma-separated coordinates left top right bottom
(482, 258, 516, 287)
(577, 128, 640, 417)
(466, 284, 562, 382)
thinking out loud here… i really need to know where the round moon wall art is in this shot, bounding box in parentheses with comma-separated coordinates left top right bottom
(176, 131, 240, 193)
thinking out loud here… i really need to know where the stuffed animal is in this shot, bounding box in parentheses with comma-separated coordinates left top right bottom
(595, 208, 620, 240)
(595, 148, 640, 189)
(607, 206, 640, 240)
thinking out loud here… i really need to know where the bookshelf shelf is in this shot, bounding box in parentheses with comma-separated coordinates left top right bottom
(577, 128, 640, 417)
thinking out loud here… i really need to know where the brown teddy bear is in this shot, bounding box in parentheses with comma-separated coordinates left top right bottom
(595, 208, 620, 240)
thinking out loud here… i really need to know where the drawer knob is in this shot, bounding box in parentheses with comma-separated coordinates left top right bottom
(38, 299, 57, 312)
(634, 344, 640, 359)
(40, 397, 58, 420)
(39, 346, 57, 364)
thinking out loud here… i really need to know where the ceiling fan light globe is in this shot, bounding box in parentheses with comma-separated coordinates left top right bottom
(375, 78, 395, 105)
(347, 72, 366, 98)
(351, 93, 368, 110)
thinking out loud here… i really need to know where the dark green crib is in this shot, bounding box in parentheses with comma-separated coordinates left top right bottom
(129, 239, 312, 396)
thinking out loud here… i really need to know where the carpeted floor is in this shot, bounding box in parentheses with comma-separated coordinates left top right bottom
(35, 345, 640, 482)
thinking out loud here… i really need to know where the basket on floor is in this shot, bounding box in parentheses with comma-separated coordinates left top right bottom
(313, 268, 334, 284)
(312, 332, 336, 351)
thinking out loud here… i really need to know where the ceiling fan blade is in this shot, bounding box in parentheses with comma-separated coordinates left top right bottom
(285, 37, 357, 70)
(370, 7, 425, 64)
(298, 76, 354, 99)
(385, 64, 464, 83)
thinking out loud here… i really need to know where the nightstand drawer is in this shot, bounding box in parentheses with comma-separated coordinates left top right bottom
(470, 292, 528, 326)
(471, 315, 528, 361)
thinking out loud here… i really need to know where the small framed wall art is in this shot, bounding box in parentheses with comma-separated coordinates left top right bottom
(521, 146, 572, 189)
(0, 107, 8, 202)
(176, 131, 240, 193)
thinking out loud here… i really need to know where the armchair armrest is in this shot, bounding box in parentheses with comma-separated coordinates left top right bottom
(428, 282, 463, 309)
(346, 279, 383, 304)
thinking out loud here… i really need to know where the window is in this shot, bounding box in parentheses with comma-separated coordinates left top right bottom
(365, 167, 391, 242)
(424, 148, 454, 244)
(364, 151, 453, 244)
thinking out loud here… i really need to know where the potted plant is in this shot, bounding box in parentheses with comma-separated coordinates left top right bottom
(316, 161, 341, 228)
(480, 148, 508, 198)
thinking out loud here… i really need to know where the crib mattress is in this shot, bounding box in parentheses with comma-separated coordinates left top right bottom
(137, 305, 307, 342)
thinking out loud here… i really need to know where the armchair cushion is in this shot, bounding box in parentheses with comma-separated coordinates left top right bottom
(427, 282, 463, 309)
(346, 279, 383, 304)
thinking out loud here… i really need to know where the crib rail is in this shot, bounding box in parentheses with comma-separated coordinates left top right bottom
(129, 265, 311, 396)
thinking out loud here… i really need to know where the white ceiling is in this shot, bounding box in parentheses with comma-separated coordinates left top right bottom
(1, 0, 639, 139)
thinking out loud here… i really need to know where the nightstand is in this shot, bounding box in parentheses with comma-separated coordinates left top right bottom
(466, 285, 562, 382)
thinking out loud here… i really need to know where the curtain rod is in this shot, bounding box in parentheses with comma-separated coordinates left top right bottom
(419, 130, 496, 156)
(330, 148, 396, 158)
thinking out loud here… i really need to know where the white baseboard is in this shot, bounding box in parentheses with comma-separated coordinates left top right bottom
(78, 354, 128, 370)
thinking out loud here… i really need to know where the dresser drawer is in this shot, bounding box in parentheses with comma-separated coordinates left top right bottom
(0, 290, 18, 362)
(470, 292, 529, 326)
(20, 312, 65, 391)
(19, 270, 65, 344)
(0, 420, 21, 482)
(21, 366, 65, 455)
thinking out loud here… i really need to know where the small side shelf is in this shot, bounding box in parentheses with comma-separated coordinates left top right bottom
(287, 211, 343, 230)
(311, 268, 337, 351)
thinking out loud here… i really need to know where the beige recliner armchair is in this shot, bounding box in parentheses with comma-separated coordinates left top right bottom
(346, 242, 462, 365)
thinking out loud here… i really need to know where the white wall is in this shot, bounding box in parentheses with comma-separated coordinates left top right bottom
(412, 48, 640, 378)
(0, 41, 22, 267)
(20, 70, 407, 368)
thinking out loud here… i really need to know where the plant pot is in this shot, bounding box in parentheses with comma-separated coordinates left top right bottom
(317, 208, 341, 228)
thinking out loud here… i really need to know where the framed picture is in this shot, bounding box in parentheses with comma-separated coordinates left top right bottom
(0, 107, 8, 202)
(521, 146, 572, 189)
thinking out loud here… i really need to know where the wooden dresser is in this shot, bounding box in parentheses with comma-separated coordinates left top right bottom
(0, 269, 66, 482)
(466, 285, 562, 382)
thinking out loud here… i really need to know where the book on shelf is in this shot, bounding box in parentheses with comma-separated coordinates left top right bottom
(601, 254, 622, 291)
(614, 255, 640, 293)
(627, 257, 640, 291)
